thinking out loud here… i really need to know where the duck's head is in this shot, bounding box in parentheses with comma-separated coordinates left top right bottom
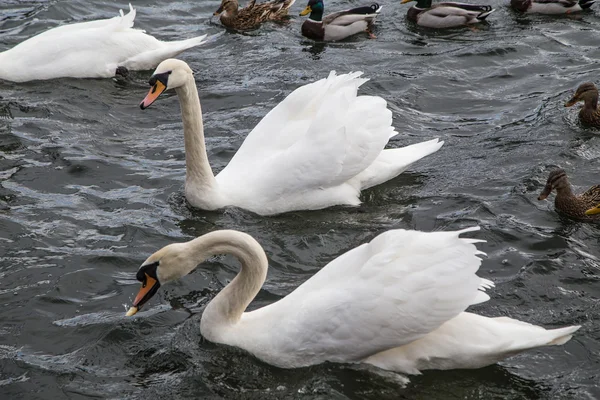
(300, 0, 324, 16)
(214, 0, 238, 17)
(126, 242, 196, 316)
(565, 82, 599, 108)
(140, 59, 193, 110)
(538, 168, 568, 201)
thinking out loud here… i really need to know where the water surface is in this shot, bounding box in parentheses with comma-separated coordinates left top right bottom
(0, 1, 599, 399)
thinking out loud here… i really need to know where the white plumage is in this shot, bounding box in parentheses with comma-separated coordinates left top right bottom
(128, 227, 580, 377)
(0, 4, 208, 82)
(143, 60, 443, 215)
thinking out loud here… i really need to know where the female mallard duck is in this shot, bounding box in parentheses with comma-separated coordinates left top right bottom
(125, 227, 579, 378)
(214, 0, 296, 30)
(511, 0, 594, 14)
(299, 0, 382, 41)
(400, 0, 495, 29)
(565, 82, 600, 128)
(538, 169, 600, 221)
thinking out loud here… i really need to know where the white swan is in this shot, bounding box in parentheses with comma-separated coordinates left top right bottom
(0, 5, 208, 82)
(140, 59, 444, 215)
(126, 227, 580, 376)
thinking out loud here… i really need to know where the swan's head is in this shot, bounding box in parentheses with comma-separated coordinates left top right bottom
(140, 59, 194, 110)
(126, 242, 197, 316)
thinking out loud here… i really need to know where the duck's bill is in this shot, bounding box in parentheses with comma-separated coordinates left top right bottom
(140, 81, 167, 110)
(126, 307, 138, 316)
(538, 184, 552, 201)
(400, 0, 414, 4)
(585, 207, 600, 216)
(299, 6, 311, 16)
(564, 97, 578, 107)
(125, 275, 160, 316)
(214, 6, 223, 16)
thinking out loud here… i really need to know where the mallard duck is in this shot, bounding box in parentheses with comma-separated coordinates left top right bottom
(0, 4, 208, 83)
(126, 227, 579, 379)
(511, 0, 595, 14)
(538, 169, 600, 221)
(139, 59, 444, 216)
(214, 0, 296, 30)
(565, 82, 600, 128)
(400, 0, 495, 29)
(299, 1, 382, 41)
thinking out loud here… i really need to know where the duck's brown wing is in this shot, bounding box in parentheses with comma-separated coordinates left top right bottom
(581, 185, 600, 205)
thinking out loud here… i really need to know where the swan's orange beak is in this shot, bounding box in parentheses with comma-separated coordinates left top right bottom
(126, 274, 160, 316)
(140, 81, 166, 110)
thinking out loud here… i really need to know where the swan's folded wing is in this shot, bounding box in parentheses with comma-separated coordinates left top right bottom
(250, 227, 489, 364)
(216, 71, 396, 198)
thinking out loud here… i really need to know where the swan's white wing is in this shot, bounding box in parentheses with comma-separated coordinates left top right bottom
(243, 227, 489, 366)
(216, 72, 396, 200)
(0, 4, 206, 81)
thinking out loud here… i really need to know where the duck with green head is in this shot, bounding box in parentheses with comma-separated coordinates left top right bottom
(400, 0, 494, 29)
(299, 0, 382, 41)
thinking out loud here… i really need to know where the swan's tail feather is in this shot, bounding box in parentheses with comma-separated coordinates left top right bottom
(122, 34, 209, 71)
(355, 138, 444, 190)
(547, 325, 581, 345)
(119, 3, 136, 29)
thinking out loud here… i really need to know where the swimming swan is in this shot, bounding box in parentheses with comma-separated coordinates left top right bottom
(126, 227, 580, 376)
(140, 59, 444, 216)
(0, 4, 208, 82)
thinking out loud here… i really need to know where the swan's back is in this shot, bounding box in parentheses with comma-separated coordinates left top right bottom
(229, 227, 489, 367)
(214, 72, 405, 213)
(0, 5, 206, 82)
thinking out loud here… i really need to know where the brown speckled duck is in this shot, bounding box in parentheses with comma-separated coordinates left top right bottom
(565, 82, 600, 128)
(214, 0, 296, 30)
(538, 169, 600, 221)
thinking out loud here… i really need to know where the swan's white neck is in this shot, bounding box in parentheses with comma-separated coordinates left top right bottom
(176, 78, 225, 209)
(195, 230, 268, 342)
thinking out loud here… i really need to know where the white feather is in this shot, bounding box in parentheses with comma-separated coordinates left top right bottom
(0, 4, 208, 82)
(213, 71, 443, 214)
(182, 227, 581, 374)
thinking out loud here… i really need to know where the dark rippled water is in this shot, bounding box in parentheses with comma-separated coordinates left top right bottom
(1, 0, 599, 398)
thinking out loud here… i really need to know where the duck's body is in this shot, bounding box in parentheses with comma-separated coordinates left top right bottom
(139, 59, 443, 216)
(511, 0, 595, 14)
(126, 227, 580, 377)
(538, 169, 600, 221)
(300, 1, 382, 41)
(215, 0, 296, 30)
(0, 5, 208, 83)
(565, 82, 600, 128)
(401, 0, 494, 28)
